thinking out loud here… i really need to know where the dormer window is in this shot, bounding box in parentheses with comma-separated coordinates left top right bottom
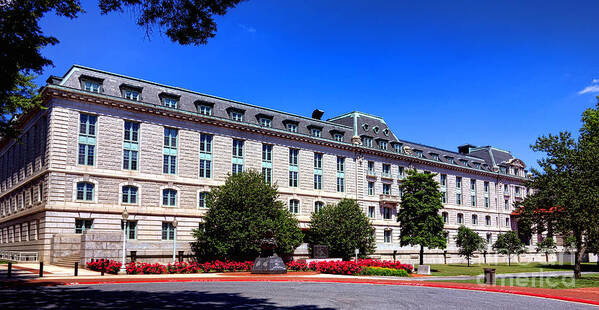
(393, 143, 402, 153)
(195, 101, 213, 115)
(361, 136, 373, 148)
(283, 120, 299, 133)
(382, 128, 389, 136)
(259, 117, 271, 127)
(431, 153, 440, 161)
(378, 140, 388, 151)
(372, 126, 380, 134)
(514, 168, 519, 176)
(362, 123, 369, 131)
(473, 162, 481, 169)
(460, 159, 468, 166)
(310, 128, 322, 137)
(414, 149, 423, 158)
(446, 156, 455, 164)
(160, 94, 179, 108)
(226, 108, 245, 122)
(80, 77, 102, 93)
(500, 166, 507, 174)
(121, 85, 142, 101)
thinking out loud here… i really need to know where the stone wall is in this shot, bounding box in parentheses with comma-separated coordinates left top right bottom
(80, 229, 123, 264)
(50, 233, 81, 263)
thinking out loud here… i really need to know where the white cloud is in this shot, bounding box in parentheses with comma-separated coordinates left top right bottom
(579, 79, 599, 94)
(238, 24, 256, 33)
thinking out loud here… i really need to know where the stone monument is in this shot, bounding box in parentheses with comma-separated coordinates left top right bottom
(313, 245, 329, 259)
(251, 230, 287, 274)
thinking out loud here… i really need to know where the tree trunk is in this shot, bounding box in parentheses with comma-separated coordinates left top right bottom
(419, 245, 424, 266)
(508, 254, 511, 266)
(575, 239, 584, 279)
(545, 252, 548, 263)
(467, 256, 470, 267)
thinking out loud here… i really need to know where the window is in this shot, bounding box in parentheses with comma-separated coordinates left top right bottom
(457, 213, 464, 224)
(442, 212, 448, 223)
(505, 217, 510, 227)
(470, 179, 476, 207)
(414, 150, 423, 158)
(122, 221, 137, 240)
(362, 136, 373, 148)
(456, 177, 462, 189)
(504, 184, 510, 195)
(198, 192, 209, 208)
(473, 162, 481, 169)
(310, 128, 322, 137)
(384, 230, 392, 243)
(123, 121, 139, 170)
(163, 128, 178, 174)
(367, 161, 375, 175)
(514, 168, 519, 176)
(314, 201, 324, 213)
(383, 183, 391, 195)
(515, 186, 521, 197)
(368, 182, 375, 196)
(76, 182, 94, 201)
(82, 79, 101, 93)
(368, 206, 375, 218)
(442, 191, 447, 204)
(199, 134, 213, 178)
(456, 193, 462, 205)
(333, 133, 343, 142)
(486, 233, 492, 244)
(485, 216, 491, 226)
(440, 174, 447, 187)
(162, 222, 175, 240)
(38, 183, 43, 202)
(393, 143, 402, 153)
(230, 111, 244, 121)
(197, 104, 212, 115)
(286, 123, 298, 133)
(504, 199, 509, 210)
(431, 153, 440, 161)
(472, 214, 478, 225)
(122, 185, 138, 204)
(500, 166, 508, 174)
(484, 181, 489, 193)
(383, 207, 392, 220)
(382, 164, 391, 178)
(78, 114, 96, 166)
(259, 118, 272, 127)
(485, 197, 489, 208)
(337, 157, 345, 192)
(314, 153, 323, 190)
(289, 199, 300, 214)
(446, 157, 455, 164)
(75, 219, 93, 234)
(162, 189, 177, 206)
(378, 140, 388, 150)
(289, 149, 299, 188)
(262, 144, 272, 185)
(398, 166, 404, 178)
(162, 96, 178, 108)
(232, 139, 244, 174)
(123, 88, 140, 101)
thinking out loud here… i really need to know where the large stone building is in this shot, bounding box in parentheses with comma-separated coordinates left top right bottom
(0, 65, 539, 264)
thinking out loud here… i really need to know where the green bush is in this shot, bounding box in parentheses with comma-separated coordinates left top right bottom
(359, 266, 410, 277)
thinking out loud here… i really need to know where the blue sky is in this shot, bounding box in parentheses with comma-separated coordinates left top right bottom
(38, 0, 599, 170)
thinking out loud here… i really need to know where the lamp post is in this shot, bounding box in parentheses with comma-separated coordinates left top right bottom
(172, 218, 178, 263)
(121, 208, 129, 273)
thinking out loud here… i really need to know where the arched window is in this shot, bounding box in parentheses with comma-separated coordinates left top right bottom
(76, 182, 94, 201)
(314, 201, 324, 213)
(485, 216, 491, 226)
(289, 199, 300, 214)
(457, 213, 464, 224)
(162, 189, 177, 206)
(122, 186, 138, 204)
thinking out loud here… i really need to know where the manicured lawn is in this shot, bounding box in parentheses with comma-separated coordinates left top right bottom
(418, 263, 599, 277)
(439, 275, 599, 289)
(0, 260, 10, 264)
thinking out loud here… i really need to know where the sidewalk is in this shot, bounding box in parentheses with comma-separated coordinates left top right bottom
(2, 263, 599, 306)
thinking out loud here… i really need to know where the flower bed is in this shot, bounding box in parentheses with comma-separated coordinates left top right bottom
(359, 266, 410, 277)
(87, 259, 122, 274)
(357, 259, 413, 273)
(285, 259, 412, 275)
(123, 260, 254, 275)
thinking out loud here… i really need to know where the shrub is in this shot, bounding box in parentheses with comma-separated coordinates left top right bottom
(86, 259, 122, 274)
(286, 261, 309, 271)
(308, 261, 362, 275)
(356, 259, 413, 273)
(360, 267, 409, 277)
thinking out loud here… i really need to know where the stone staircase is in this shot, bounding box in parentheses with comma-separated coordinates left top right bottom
(52, 254, 81, 268)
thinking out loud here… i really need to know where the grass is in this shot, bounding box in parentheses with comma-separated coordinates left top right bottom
(417, 262, 599, 277)
(438, 275, 599, 289)
(0, 260, 10, 264)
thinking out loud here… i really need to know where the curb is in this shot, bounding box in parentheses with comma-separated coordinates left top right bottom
(6, 276, 599, 306)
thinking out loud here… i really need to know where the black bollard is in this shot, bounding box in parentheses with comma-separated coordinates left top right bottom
(39, 262, 43, 277)
(101, 261, 105, 276)
(7, 262, 12, 278)
(74, 262, 79, 276)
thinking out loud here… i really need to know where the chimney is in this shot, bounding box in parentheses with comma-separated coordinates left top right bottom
(312, 109, 324, 120)
(458, 144, 476, 155)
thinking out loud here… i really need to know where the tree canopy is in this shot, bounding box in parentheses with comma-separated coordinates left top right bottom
(308, 199, 375, 260)
(455, 225, 486, 267)
(191, 170, 303, 262)
(397, 170, 446, 265)
(493, 231, 525, 266)
(536, 237, 557, 263)
(517, 100, 599, 278)
(1, 0, 243, 138)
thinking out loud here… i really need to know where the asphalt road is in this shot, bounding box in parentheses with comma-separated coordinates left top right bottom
(0, 281, 594, 309)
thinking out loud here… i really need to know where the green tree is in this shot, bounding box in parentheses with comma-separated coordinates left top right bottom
(493, 231, 526, 266)
(536, 237, 557, 263)
(455, 226, 486, 267)
(397, 170, 446, 265)
(191, 170, 303, 262)
(517, 100, 599, 278)
(1, 0, 243, 138)
(308, 199, 375, 260)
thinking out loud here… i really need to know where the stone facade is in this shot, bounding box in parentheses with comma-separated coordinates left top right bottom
(0, 65, 548, 264)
